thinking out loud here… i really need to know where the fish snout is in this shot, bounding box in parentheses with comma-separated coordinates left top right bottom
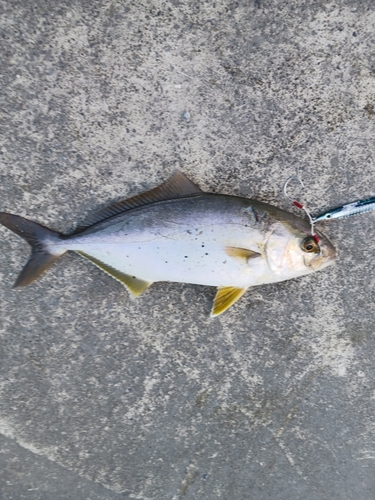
(310, 238, 336, 270)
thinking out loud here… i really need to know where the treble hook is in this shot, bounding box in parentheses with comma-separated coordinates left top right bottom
(283, 175, 319, 242)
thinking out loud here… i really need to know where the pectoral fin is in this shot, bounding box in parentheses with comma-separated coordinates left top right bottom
(225, 246, 261, 261)
(77, 251, 152, 297)
(211, 286, 247, 317)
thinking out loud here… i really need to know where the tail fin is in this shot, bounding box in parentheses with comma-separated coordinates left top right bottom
(0, 212, 66, 288)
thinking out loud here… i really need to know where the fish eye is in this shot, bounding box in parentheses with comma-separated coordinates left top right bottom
(301, 237, 320, 253)
(326, 214, 331, 219)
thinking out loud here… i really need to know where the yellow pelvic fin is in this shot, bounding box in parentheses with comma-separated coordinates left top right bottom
(77, 251, 152, 297)
(211, 286, 248, 317)
(224, 247, 261, 261)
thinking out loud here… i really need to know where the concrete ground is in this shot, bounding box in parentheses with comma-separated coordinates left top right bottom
(1, 0, 375, 498)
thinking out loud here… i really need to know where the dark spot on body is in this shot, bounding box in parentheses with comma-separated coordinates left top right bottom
(205, 253, 208, 255)
(184, 256, 188, 258)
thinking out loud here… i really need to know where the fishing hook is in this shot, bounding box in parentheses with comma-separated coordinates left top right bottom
(283, 175, 319, 242)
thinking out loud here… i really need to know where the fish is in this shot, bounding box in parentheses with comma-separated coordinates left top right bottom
(313, 197, 375, 222)
(0, 170, 336, 316)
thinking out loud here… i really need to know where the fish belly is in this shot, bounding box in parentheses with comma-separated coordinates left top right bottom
(65, 224, 272, 288)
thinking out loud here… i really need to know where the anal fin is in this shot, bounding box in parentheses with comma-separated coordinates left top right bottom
(211, 286, 247, 317)
(77, 251, 152, 297)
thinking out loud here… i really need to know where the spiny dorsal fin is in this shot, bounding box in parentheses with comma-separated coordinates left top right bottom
(224, 247, 261, 261)
(211, 286, 247, 317)
(77, 251, 152, 297)
(74, 170, 203, 233)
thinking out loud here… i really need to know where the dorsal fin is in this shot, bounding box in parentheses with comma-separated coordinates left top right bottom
(74, 170, 203, 233)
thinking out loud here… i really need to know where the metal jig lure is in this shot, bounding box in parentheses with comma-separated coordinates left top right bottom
(313, 197, 375, 222)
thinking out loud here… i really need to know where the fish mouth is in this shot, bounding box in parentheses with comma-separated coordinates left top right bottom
(310, 240, 336, 270)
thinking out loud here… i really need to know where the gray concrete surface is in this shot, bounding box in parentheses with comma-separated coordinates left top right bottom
(1, 0, 375, 498)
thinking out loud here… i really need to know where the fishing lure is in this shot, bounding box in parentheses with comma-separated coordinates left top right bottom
(313, 197, 375, 222)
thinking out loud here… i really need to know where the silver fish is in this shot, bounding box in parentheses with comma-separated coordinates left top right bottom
(313, 197, 375, 222)
(0, 171, 336, 316)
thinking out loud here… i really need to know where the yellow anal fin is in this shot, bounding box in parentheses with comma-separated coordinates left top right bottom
(77, 251, 152, 297)
(211, 286, 247, 317)
(225, 246, 261, 261)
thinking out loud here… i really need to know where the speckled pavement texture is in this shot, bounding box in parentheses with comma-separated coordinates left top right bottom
(1, 0, 375, 498)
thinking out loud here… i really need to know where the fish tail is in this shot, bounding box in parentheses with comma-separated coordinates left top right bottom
(0, 212, 67, 288)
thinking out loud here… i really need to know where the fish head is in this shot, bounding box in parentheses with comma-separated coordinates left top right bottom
(264, 215, 336, 280)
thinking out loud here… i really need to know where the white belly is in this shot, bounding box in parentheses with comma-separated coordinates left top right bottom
(63, 223, 275, 288)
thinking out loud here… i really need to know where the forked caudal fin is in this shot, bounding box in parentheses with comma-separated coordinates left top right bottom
(0, 212, 66, 288)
